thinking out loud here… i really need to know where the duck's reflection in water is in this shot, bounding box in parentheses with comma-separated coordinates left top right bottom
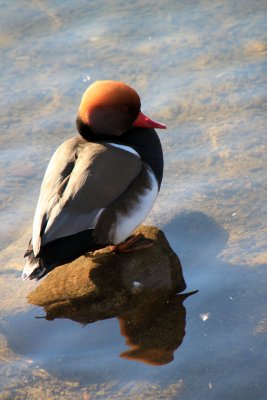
(119, 291, 197, 365)
(31, 287, 197, 366)
(32, 290, 197, 366)
(28, 226, 198, 366)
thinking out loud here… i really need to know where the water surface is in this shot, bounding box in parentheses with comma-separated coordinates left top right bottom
(1, 0, 267, 399)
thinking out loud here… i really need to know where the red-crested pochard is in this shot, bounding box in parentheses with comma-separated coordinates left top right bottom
(22, 80, 166, 280)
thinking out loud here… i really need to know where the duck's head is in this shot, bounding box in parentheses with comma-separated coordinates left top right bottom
(76, 80, 166, 138)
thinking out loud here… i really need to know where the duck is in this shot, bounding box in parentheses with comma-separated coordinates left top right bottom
(22, 80, 166, 280)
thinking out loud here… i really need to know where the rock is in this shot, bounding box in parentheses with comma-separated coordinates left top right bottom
(28, 225, 186, 321)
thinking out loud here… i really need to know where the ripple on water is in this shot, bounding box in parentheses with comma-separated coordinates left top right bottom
(1, 0, 267, 399)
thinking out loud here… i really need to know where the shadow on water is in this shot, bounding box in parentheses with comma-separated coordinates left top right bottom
(164, 211, 267, 400)
(163, 210, 229, 268)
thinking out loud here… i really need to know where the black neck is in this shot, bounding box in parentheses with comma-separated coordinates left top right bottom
(120, 128, 164, 188)
(76, 117, 111, 142)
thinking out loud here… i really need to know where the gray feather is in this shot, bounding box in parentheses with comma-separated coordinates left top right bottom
(32, 137, 141, 255)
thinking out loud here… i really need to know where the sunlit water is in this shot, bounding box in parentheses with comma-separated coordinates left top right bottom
(1, 0, 267, 399)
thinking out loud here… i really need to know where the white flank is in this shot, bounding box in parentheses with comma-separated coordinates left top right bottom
(112, 168, 158, 244)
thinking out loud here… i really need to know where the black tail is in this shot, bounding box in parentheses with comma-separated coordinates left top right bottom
(23, 229, 105, 280)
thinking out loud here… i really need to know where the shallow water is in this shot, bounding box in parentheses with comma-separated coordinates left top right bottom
(1, 0, 267, 398)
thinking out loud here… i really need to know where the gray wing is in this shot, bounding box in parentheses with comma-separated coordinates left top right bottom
(32, 137, 142, 256)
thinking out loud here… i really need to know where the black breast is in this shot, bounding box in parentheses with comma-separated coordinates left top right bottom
(120, 128, 164, 188)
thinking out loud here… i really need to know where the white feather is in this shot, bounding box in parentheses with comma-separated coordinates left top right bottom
(107, 143, 140, 157)
(112, 168, 158, 244)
